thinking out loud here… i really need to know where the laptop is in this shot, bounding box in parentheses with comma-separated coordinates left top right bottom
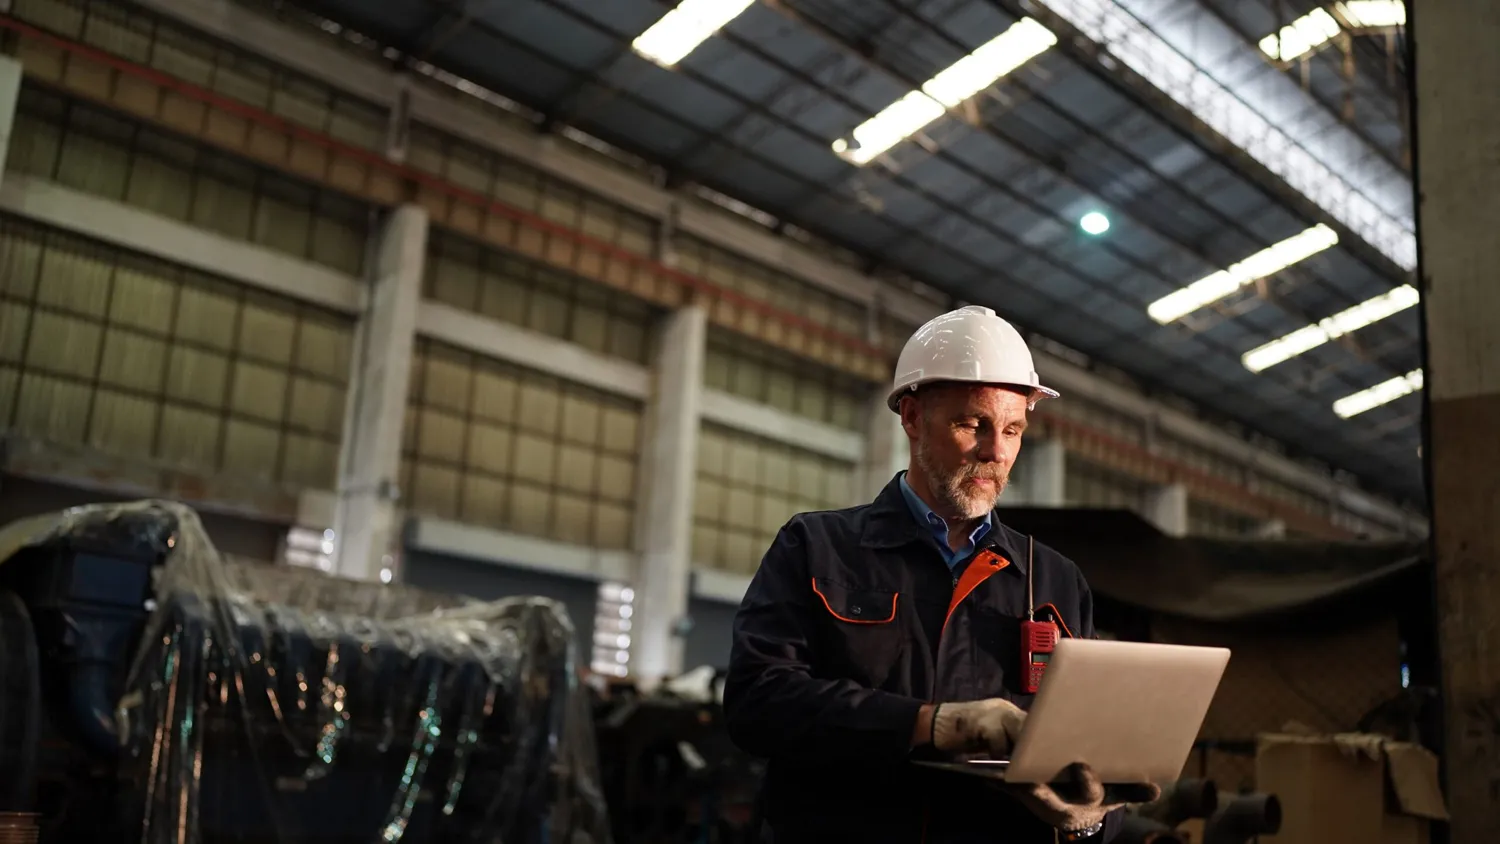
(917, 638, 1231, 785)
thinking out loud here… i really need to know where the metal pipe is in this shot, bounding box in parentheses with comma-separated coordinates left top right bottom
(1134, 778, 1220, 829)
(1202, 793, 1282, 844)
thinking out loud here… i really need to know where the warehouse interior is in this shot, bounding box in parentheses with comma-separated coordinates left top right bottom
(0, 0, 1492, 841)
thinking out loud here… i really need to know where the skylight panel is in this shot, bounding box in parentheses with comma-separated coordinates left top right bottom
(1258, 8, 1341, 62)
(1241, 284, 1419, 373)
(1147, 224, 1339, 324)
(1042, 0, 1414, 271)
(1258, 3, 1406, 62)
(1338, 1, 1407, 29)
(1333, 369, 1423, 419)
(632, 0, 757, 68)
(832, 18, 1057, 165)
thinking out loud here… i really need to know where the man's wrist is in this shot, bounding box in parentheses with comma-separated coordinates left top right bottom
(911, 703, 936, 748)
(1060, 820, 1105, 841)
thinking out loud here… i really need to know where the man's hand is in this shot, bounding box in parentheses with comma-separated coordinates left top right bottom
(1009, 763, 1161, 833)
(931, 698, 1027, 756)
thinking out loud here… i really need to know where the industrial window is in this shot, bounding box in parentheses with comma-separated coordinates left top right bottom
(674, 234, 869, 347)
(424, 230, 656, 364)
(1154, 434, 1247, 496)
(6, 86, 371, 276)
(1037, 393, 1147, 449)
(8, 0, 392, 155)
(1063, 456, 1148, 511)
(879, 312, 917, 357)
(1156, 434, 1330, 527)
(1252, 474, 1329, 521)
(406, 124, 659, 260)
(703, 330, 868, 430)
(0, 216, 353, 488)
(1187, 499, 1265, 538)
(693, 423, 856, 575)
(401, 339, 641, 551)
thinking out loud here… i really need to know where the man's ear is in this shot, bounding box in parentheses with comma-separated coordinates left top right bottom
(898, 392, 923, 436)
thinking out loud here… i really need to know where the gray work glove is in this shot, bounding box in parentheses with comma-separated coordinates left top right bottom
(931, 698, 1027, 756)
(1008, 763, 1161, 834)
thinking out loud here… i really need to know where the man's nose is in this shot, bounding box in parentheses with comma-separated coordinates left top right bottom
(976, 430, 1011, 464)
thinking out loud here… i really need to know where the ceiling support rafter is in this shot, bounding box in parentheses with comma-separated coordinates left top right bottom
(854, 2, 1414, 383)
(427, 0, 1418, 475)
(747, 0, 1414, 394)
(864, 0, 1416, 364)
(525, 0, 1419, 451)
(981, 0, 1410, 284)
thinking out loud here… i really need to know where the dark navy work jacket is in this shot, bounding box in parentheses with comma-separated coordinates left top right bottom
(723, 474, 1123, 844)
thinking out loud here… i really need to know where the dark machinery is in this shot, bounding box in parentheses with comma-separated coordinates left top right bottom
(1119, 779, 1280, 844)
(1133, 777, 1220, 829)
(592, 673, 763, 844)
(0, 505, 172, 836)
(1120, 779, 1219, 844)
(0, 501, 611, 844)
(1202, 792, 1281, 844)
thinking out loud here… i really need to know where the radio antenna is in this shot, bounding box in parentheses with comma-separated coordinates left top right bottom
(1026, 534, 1035, 622)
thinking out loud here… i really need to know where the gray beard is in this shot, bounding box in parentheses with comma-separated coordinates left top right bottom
(913, 438, 1008, 521)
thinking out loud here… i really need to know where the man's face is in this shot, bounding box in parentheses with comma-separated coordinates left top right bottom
(901, 384, 1030, 520)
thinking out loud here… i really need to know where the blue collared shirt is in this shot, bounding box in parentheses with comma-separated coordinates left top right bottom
(898, 472, 992, 571)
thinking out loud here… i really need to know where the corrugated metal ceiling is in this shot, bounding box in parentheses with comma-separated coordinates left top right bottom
(269, 0, 1423, 503)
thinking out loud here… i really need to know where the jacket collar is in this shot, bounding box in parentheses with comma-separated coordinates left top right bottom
(861, 473, 1030, 576)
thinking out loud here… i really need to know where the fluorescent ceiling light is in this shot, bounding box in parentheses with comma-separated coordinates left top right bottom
(632, 0, 756, 68)
(1258, 3, 1406, 62)
(1242, 284, 1420, 373)
(1147, 224, 1339, 324)
(1338, 1, 1407, 29)
(1080, 211, 1110, 235)
(1333, 369, 1422, 419)
(1259, 8, 1341, 61)
(832, 18, 1057, 165)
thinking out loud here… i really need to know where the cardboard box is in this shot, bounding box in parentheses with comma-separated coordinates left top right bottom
(1255, 732, 1448, 844)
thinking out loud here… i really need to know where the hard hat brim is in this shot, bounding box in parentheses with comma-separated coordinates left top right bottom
(885, 379, 1060, 413)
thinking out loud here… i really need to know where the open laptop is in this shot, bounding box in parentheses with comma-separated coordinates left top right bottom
(917, 638, 1231, 785)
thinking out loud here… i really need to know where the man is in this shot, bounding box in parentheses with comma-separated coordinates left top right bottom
(723, 306, 1157, 843)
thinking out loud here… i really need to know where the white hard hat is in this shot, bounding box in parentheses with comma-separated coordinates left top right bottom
(886, 305, 1059, 412)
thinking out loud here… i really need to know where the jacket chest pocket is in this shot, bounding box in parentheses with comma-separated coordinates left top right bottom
(810, 578, 906, 689)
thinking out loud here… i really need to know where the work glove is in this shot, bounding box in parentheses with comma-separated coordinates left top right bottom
(931, 698, 1027, 756)
(1008, 763, 1161, 834)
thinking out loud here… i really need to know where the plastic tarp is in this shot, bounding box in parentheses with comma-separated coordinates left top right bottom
(991, 507, 1427, 623)
(0, 500, 613, 844)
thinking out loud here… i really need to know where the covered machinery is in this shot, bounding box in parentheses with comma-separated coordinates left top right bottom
(0, 500, 611, 844)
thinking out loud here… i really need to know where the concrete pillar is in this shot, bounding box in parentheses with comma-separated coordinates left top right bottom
(1142, 483, 1188, 537)
(1414, 3, 1500, 837)
(631, 305, 706, 682)
(0, 57, 21, 189)
(331, 205, 427, 583)
(1024, 438, 1066, 508)
(859, 389, 908, 503)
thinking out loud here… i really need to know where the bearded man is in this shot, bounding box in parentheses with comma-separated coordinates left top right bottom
(724, 306, 1149, 844)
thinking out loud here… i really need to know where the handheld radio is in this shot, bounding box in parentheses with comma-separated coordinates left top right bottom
(1019, 535, 1060, 694)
